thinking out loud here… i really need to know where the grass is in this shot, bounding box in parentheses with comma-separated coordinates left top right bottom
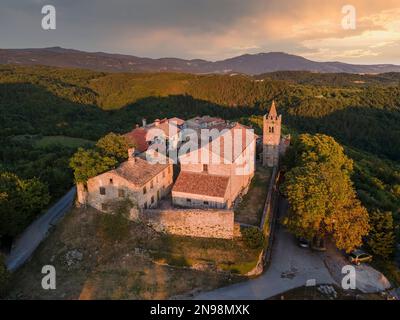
(34, 136, 94, 149)
(7, 206, 261, 300)
(234, 166, 271, 226)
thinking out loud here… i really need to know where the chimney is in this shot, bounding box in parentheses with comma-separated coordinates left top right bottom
(142, 118, 147, 127)
(128, 147, 136, 162)
(154, 119, 160, 127)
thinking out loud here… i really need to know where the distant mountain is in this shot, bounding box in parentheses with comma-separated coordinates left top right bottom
(1, 47, 400, 75)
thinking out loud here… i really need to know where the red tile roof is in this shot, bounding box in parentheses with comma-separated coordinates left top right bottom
(124, 127, 149, 152)
(172, 172, 229, 198)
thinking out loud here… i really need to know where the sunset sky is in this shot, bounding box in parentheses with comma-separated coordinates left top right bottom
(1, 0, 400, 64)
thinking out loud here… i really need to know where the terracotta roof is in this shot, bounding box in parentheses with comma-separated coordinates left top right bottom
(172, 172, 229, 198)
(168, 117, 185, 126)
(112, 158, 168, 187)
(124, 128, 149, 152)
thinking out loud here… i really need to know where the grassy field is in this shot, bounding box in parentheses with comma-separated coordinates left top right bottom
(7, 207, 261, 300)
(234, 166, 271, 226)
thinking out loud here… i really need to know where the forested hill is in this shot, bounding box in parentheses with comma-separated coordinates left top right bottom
(1, 65, 399, 160)
(1, 64, 399, 240)
(2, 47, 400, 74)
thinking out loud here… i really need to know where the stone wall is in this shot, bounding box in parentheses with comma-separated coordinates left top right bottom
(140, 208, 234, 239)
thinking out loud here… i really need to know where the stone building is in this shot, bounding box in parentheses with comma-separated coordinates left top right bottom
(77, 148, 173, 211)
(171, 122, 257, 209)
(124, 117, 184, 153)
(263, 101, 282, 167)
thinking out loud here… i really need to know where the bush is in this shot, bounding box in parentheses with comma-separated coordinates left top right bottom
(96, 199, 133, 242)
(241, 227, 264, 249)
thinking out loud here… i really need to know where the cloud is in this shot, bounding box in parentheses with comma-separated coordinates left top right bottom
(0, 0, 399, 63)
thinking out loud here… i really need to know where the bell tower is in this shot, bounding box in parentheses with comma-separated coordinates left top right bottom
(263, 101, 281, 167)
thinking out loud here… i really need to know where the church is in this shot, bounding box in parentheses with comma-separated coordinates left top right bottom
(262, 101, 290, 167)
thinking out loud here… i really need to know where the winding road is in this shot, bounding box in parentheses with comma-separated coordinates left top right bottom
(194, 196, 335, 300)
(6, 187, 76, 272)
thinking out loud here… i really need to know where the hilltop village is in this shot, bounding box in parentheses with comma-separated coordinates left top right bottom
(75, 102, 289, 239)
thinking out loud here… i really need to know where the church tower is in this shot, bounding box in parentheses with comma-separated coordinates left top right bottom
(263, 101, 282, 167)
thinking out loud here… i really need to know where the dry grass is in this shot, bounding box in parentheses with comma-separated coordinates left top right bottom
(7, 206, 260, 300)
(234, 167, 271, 226)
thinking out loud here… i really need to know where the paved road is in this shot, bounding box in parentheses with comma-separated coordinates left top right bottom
(6, 187, 76, 272)
(195, 197, 336, 300)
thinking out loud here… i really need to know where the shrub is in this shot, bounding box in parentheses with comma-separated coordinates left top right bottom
(96, 199, 134, 242)
(241, 227, 264, 249)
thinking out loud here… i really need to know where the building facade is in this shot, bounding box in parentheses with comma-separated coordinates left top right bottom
(77, 148, 173, 212)
(263, 101, 282, 167)
(172, 122, 257, 209)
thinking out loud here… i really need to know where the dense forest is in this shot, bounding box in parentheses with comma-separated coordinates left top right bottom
(0, 65, 399, 244)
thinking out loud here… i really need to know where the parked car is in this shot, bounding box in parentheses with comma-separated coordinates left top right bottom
(311, 237, 326, 252)
(349, 250, 372, 265)
(298, 237, 310, 248)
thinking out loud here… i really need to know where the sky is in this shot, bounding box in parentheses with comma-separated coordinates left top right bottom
(1, 0, 400, 64)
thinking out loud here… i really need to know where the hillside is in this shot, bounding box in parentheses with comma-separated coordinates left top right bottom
(0, 65, 399, 218)
(2, 47, 400, 75)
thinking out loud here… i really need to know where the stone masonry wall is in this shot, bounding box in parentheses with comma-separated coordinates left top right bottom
(140, 209, 234, 239)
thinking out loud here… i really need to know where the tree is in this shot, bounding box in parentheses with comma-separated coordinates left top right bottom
(69, 148, 117, 183)
(0, 172, 50, 238)
(367, 210, 395, 259)
(96, 133, 133, 161)
(282, 134, 369, 252)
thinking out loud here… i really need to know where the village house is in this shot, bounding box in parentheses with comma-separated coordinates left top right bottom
(78, 148, 173, 211)
(171, 121, 257, 209)
(124, 117, 185, 153)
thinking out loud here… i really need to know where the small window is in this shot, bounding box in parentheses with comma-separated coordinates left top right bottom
(186, 198, 192, 203)
(204, 201, 209, 205)
(109, 178, 113, 185)
(144, 202, 148, 209)
(150, 180, 154, 189)
(163, 171, 165, 178)
(118, 189, 125, 198)
(143, 186, 147, 195)
(151, 196, 155, 204)
(100, 187, 106, 195)
(203, 164, 208, 173)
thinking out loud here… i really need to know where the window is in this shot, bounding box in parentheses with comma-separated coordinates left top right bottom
(203, 164, 208, 173)
(101, 203, 108, 211)
(109, 178, 113, 185)
(150, 180, 154, 189)
(163, 171, 165, 178)
(157, 191, 160, 201)
(186, 198, 192, 203)
(144, 202, 148, 209)
(204, 201, 209, 205)
(118, 189, 125, 198)
(143, 186, 147, 195)
(99, 187, 106, 195)
(168, 166, 171, 174)
(151, 196, 155, 204)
